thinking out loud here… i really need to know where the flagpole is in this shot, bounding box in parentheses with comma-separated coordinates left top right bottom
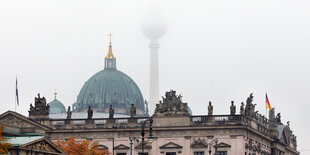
(265, 92, 266, 117)
(15, 75, 18, 112)
(15, 95, 16, 112)
(15, 76, 17, 112)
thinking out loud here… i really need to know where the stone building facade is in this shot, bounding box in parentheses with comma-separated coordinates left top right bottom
(0, 90, 299, 155)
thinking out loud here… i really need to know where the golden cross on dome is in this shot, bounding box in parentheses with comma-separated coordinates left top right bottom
(108, 33, 113, 45)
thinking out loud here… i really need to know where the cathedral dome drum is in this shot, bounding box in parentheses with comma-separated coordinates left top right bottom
(73, 38, 146, 116)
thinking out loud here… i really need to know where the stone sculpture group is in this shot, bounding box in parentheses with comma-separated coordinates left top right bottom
(153, 90, 189, 116)
(29, 93, 50, 117)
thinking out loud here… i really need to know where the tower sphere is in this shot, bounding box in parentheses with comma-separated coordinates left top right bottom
(142, 15, 167, 40)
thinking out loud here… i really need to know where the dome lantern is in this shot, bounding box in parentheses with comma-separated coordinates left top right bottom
(105, 33, 116, 69)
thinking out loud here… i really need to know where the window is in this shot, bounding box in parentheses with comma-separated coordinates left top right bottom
(218, 151, 227, 155)
(138, 153, 148, 155)
(194, 151, 204, 155)
(116, 153, 126, 155)
(166, 152, 176, 155)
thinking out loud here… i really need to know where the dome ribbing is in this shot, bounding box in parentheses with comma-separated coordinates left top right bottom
(73, 39, 146, 116)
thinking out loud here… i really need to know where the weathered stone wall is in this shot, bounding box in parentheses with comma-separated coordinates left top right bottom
(46, 115, 280, 155)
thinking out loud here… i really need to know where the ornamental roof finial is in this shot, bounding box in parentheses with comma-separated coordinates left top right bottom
(108, 33, 113, 45)
(106, 33, 115, 59)
(54, 90, 57, 99)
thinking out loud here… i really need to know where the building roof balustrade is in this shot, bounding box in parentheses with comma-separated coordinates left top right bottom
(48, 115, 268, 135)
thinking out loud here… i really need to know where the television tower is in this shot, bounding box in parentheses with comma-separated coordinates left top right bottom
(142, 1, 167, 114)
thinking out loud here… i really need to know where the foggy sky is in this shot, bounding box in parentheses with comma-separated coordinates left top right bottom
(0, 0, 310, 152)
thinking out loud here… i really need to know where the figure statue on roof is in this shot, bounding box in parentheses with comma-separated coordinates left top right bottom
(67, 106, 72, 119)
(109, 105, 114, 119)
(144, 100, 149, 116)
(245, 93, 256, 117)
(268, 108, 278, 127)
(87, 106, 93, 119)
(240, 102, 245, 115)
(287, 121, 290, 128)
(208, 101, 213, 115)
(130, 104, 136, 118)
(230, 101, 236, 115)
(276, 113, 281, 123)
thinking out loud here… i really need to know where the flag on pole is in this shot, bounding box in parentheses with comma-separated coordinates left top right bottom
(16, 77, 19, 106)
(265, 93, 272, 110)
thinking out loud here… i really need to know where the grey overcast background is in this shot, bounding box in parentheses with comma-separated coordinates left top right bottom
(0, 0, 309, 153)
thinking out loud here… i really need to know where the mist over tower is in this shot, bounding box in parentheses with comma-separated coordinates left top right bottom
(142, 0, 167, 114)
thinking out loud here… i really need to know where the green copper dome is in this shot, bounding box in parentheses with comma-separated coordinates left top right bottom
(49, 98, 66, 114)
(73, 42, 146, 116)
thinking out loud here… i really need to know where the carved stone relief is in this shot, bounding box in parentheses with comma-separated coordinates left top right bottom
(191, 138, 208, 148)
(0, 114, 34, 128)
(26, 139, 58, 153)
(153, 90, 190, 117)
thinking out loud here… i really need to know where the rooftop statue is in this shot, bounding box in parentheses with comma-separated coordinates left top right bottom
(153, 90, 190, 117)
(28, 93, 50, 117)
(245, 93, 256, 117)
(130, 104, 136, 118)
(87, 106, 93, 119)
(269, 108, 275, 120)
(144, 100, 149, 116)
(240, 102, 245, 115)
(67, 106, 72, 119)
(276, 113, 281, 124)
(109, 105, 114, 119)
(269, 109, 283, 126)
(230, 101, 236, 115)
(269, 108, 277, 127)
(208, 101, 213, 115)
(287, 121, 290, 129)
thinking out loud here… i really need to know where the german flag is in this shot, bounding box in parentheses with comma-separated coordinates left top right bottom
(266, 93, 272, 110)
